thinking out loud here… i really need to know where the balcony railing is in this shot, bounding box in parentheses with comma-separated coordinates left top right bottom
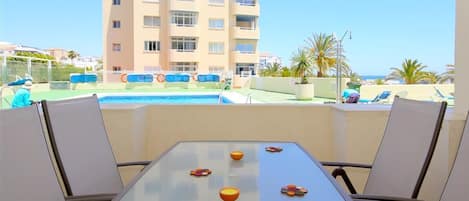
(170, 24, 199, 36)
(170, 49, 200, 62)
(171, 0, 198, 11)
(232, 50, 258, 63)
(232, 26, 259, 39)
(233, 1, 259, 15)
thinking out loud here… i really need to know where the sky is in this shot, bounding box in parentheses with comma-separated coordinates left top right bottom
(0, 0, 455, 75)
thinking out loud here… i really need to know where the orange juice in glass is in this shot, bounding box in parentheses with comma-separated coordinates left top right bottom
(219, 187, 240, 201)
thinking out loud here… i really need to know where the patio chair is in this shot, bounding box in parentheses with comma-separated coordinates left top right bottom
(0, 104, 115, 201)
(434, 87, 454, 100)
(370, 91, 392, 103)
(41, 95, 150, 197)
(322, 97, 447, 200)
(353, 113, 469, 201)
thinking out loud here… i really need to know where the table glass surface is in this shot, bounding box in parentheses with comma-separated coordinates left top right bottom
(116, 142, 351, 201)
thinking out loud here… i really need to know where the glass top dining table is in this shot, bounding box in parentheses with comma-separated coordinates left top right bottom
(113, 141, 352, 201)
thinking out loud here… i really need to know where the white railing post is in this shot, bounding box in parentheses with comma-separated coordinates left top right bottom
(2, 55, 6, 85)
(48, 60, 52, 82)
(27, 58, 32, 77)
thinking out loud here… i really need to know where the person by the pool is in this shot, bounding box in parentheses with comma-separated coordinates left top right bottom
(11, 80, 34, 108)
(342, 82, 360, 103)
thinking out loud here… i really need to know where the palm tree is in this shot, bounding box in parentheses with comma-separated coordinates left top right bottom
(260, 62, 281, 77)
(422, 71, 441, 84)
(386, 59, 427, 84)
(439, 64, 455, 83)
(67, 50, 79, 62)
(291, 48, 312, 84)
(306, 33, 344, 77)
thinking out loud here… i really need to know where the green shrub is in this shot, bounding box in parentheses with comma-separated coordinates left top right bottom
(51, 65, 85, 81)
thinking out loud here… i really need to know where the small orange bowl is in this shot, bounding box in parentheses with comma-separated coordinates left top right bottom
(219, 187, 240, 201)
(230, 151, 244, 160)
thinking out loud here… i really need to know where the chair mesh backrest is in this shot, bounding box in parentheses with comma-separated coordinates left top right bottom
(440, 113, 469, 201)
(0, 106, 65, 201)
(364, 97, 447, 198)
(42, 95, 123, 196)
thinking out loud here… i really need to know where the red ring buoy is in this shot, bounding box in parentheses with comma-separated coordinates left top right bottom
(120, 73, 128, 83)
(192, 74, 198, 81)
(156, 74, 165, 83)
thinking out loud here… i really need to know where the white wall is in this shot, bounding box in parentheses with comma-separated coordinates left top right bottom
(250, 77, 350, 99)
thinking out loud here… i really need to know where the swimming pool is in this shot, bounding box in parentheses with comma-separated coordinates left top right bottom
(98, 94, 233, 104)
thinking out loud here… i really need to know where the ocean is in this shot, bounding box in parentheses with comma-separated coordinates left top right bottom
(361, 75, 386, 80)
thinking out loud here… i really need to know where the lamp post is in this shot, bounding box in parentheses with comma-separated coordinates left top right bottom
(334, 30, 352, 104)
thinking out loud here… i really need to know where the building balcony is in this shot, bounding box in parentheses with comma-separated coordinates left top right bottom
(169, 49, 199, 62)
(232, 1, 259, 16)
(232, 26, 259, 39)
(170, 0, 198, 11)
(232, 50, 259, 63)
(170, 24, 200, 37)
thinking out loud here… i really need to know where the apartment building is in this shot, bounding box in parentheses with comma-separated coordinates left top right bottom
(103, 0, 260, 82)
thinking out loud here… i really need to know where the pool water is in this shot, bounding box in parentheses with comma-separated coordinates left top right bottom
(98, 95, 233, 104)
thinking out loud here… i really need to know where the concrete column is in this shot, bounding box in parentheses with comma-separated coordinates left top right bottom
(455, 0, 469, 115)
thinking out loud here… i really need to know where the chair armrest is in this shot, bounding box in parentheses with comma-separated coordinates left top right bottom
(351, 194, 422, 201)
(117, 160, 151, 167)
(321, 161, 372, 169)
(65, 193, 116, 201)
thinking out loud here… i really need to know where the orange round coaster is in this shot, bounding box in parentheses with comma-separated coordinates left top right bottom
(190, 168, 212, 177)
(281, 184, 308, 196)
(265, 146, 283, 152)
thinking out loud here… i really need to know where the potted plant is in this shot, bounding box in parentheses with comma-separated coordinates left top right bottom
(291, 49, 314, 100)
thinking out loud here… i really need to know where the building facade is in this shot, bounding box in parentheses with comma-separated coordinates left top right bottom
(259, 52, 282, 70)
(103, 0, 260, 82)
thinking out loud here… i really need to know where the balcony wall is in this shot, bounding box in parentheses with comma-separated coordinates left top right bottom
(232, 3, 260, 16)
(232, 51, 259, 63)
(232, 26, 259, 39)
(250, 77, 350, 99)
(170, 0, 198, 11)
(102, 104, 464, 201)
(170, 24, 200, 36)
(169, 49, 200, 62)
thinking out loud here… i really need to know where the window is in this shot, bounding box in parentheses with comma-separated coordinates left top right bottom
(171, 11, 197, 27)
(209, 19, 224, 30)
(171, 37, 197, 52)
(209, 42, 224, 54)
(113, 0, 120, 5)
(236, 0, 255, 6)
(112, 66, 122, 73)
(112, 43, 121, 52)
(209, 0, 224, 5)
(235, 43, 255, 53)
(209, 66, 225, 73)
(236, 63, 256, 76)
(112, 20, 121, 28)
(236, 15, 257, 30)
(171, 62, 197, 72)
(144, 41, 160, 52)
(144, 16, 160, 27)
